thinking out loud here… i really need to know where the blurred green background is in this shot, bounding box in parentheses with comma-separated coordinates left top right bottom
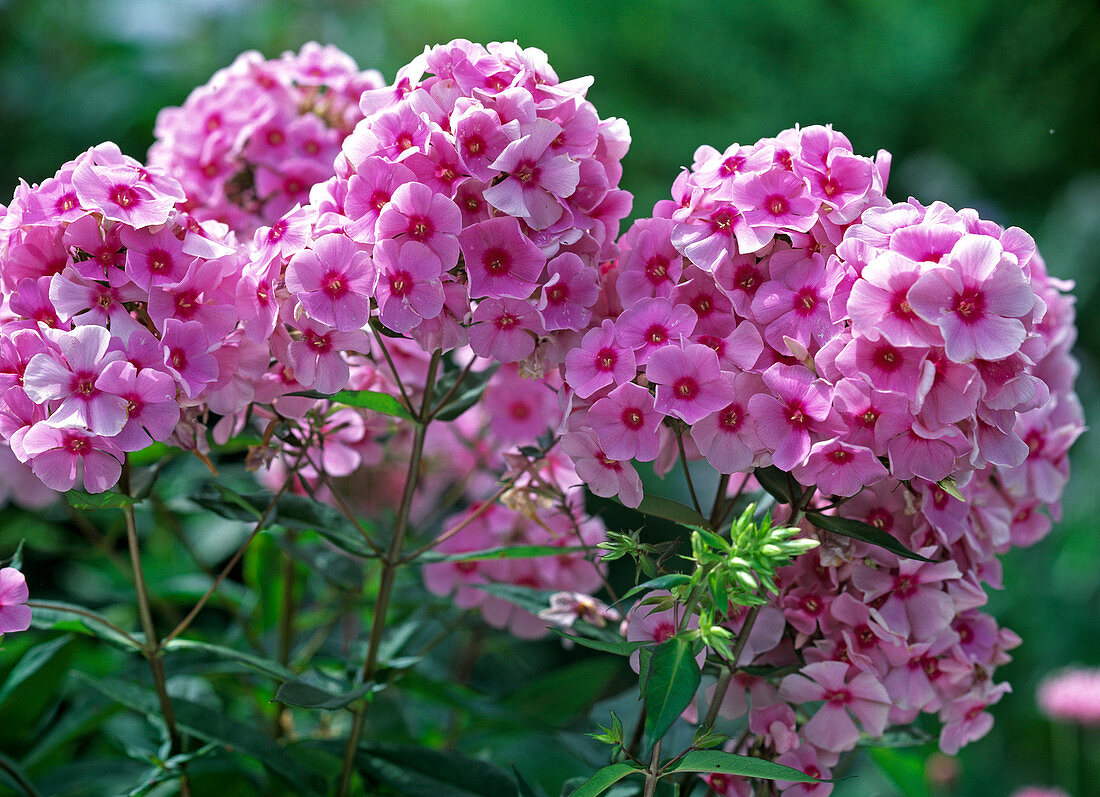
(1, 0, 1099, 794)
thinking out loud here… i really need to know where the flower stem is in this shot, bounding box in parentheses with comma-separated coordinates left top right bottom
(643, 740, 663, 797)
(335, 350, 440, 796)
(120, 462, 191, 797)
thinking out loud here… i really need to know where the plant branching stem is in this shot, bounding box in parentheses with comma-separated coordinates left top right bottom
(676, 429, 703, 517)
(643, 740, 663, 797)
(336, 350, 440, 796)
(120, 462, 191, 797)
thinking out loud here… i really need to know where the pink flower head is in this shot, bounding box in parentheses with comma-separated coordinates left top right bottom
(564, 321, 636, 399)
(689, 372, 765, 474)
(22, 325, 127, 436)
(852, 556, 962, 641)
(587, 382, 662, 462)
(908, 234, 1036, 363)
(344, 157, 416, 243)
(732, 167, 818, 242)
(21, 422, 123, 493)
(372, 239, 446, 334)
(779, 660, 890, 752)
(0, 567, 31, 635)
(847, 251, 941, 346)
(615, 297, 697, 365)
(538, 252, 599, 331)
(285, 233, 374, 331)
(459, 216, 546, 299)
(71, 160, 179, 229)
(560, 429, 643, 508)
(751, 250, 843, 350)
(617, 218, 683, 304)
(120, 225, 192, 290)
(794, 438, 888, 497)
(647, 342, 734, 425)
(94, 361, 180, 452)
(469, 297, 543, 363)
(376, 181, 461, 269)
(484, 119, 580, 230)
(624, 590, 702, 672)
(160, 319, 219, 399)
(748, 364, 838, 472)
(286, 317, 369, 395)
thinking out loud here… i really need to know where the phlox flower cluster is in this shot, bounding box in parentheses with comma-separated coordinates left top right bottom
(280, 38, 630, 372)
(0, 143, 262, 493)
(1037, 667, 1100, 725)
(149, 43, 384, 236)
(585, 126, 1082, 791)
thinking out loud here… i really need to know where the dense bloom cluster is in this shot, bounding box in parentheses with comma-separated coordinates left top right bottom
(583, 126, 1083, 791)
(282, 38, 631, 371)
(0, 143, 257, 492)
(149, 43, 384, 236)
(1037, 667, 1100, 725)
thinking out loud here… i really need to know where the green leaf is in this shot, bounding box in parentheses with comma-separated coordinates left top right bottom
(0, 633, 71, 707)
(633, 494, 708, 528)
(6, 539, 25, 571)
(329, 388, 417, 421)
(618, 573, 692, 603)
(432, 363, 500, 421)
(663, 749, 827, 782)
(161, 639, 294, 681)
(78, 674, 325, 795)
(472, 582, 557, 616)
(550, 628, 649, 656)
(753, 466, 804, 506)
(274, 677, 374, 710)
(0, 752, 39, 797)
(66, 489, 137, 510)
(414, 545, 587, 564)
(28, 600, 139, 650)
(563, 763, 641, 797)
(357, 742, 517, 797)
(806, 513, 935, 562)
(643, 636, 702, 746)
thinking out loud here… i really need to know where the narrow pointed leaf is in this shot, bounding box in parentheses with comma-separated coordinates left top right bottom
(806, 513, 935, 562)
(564, 763, 642, 797)
(0, 634, 72, 707)
(415, 545, 586, 564)
(618, 573, 692, 603)
(550, 628, 649, 656)
(663, 750, 827, 782)
(66, 489, 137, 510)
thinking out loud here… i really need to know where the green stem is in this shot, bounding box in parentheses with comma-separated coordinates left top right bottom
(335, 351, 440, 796)
(120, 463, 192, 797)
(643, 740, 663, 797)
(676, 429, 703, 517)
(274, 535, 298, 740)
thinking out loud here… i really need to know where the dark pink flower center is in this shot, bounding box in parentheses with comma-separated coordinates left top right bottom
(736, 265, 761, 294)
(952, 288, 986, 321)
(720, 155, 745, 176)
(547, 284, 568, 304)
(496, 312, 519, 329)
(596, 347, 617, 371)
(408, 215, 433, 241)
(892, 293, 915, 319)
(867, 509, 893, 531)
(652, 621, 675, 643)
(484, 248, 510, 275)
(305, 330, 332, 352)
(389, 270, 412, 297)
(873, 344, 902, 371)
(510, 401, 531, 420)
(720, 404, 742, 431)
(765, 194, 789, 216)
(370, 190, 391, 211)
(823, 688, 850, 705)
(148, 250, 171, 273)
(109, 185, 139, 209)
(514, 160, 538, 184)
(797, 288, 818, 313)
(56, 193, 78, 212)
(622, 407, 644, 430)
(645, 255, 669, 282)
(170, 349, 187, 370)
(65, 435, 89, 454)
(827, 447, 851, 464)
(711, 208, 735, 233)
(645, 324, 668, 345)
(674, 377, 699, 400)
(269, 220, 287, 242)
(174, 290, 198, 316)
(893, 575, 918, 597)
(690, 294, 713, 317)
(323, 271, 349, 299)
(465, 136, 484, 156)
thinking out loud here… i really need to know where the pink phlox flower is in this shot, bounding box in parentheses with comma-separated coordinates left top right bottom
(714, 251, 769, 317)
(846, 251, 941, 346)
(94, 360, 180, 451)
(560, 428, 642, 508)
(907, 234, 1036, 363)
(48, 269, 144, 338)
(146, 256, 239, 341)
(538, 591, 621, 631)
(691, 140, 773, 189)
(615, 297, 697, 365)
(587, 381, 661, 462)
(748, 364, 838, 472)
(459, 216, 546, 299)
(913, 352, 980, 426)
(236, 252, 282, 344)
(372, 238, 446, 334)
(410, 280, 471, 351)
(403, 129, 467, 196)
(852, 555, 962, 641)
(793, 438, 888, 497)
(0, 567, 32, 634)
(563, 320, 636, 399)
(647, 341, 734, 425)
(938, 682, 1009, 754)
(834, 336, 925, 395)
(285, 233, 374, 331)
(203, 335, 271, 416)
(671, 267, 737, 337)
(774, 745, 835, 797)
(886, 420, 970, 483)
(376, 181, 461, 269)
(690, 372, 765, 474)
(616, 218, 683, 304)
(732, 167, 818, 244)
(831, 378, 910, 454)
(9, 276, 63, 328)
(672, 194, 764, 269)
(71, 159, 178, 229)
(482, 366, 561, 445)
(254, 204, 313, 259)
(344, 157, 416, 243)
(23, 325, 127, 436)
(119, 225, 192, 290)
(749, 704, 799, 755)
(2, 225, 71, 290)
(751, 249, 843, 350)
(537, 252, 599, 331)
(453, 103, 516, 182)
(469, 297, 543, 362)
(778, 660, 891, 752)
(484, 118, 580, 230)
(285, 316, 369, 395)
(160, 318, 220, 399)
(20, 422, 123, 493)
(828, 592, 904, 674)
(347, 102, 429, 163)
(888, 221, 965, 266)
(61, 214, 127, 284)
